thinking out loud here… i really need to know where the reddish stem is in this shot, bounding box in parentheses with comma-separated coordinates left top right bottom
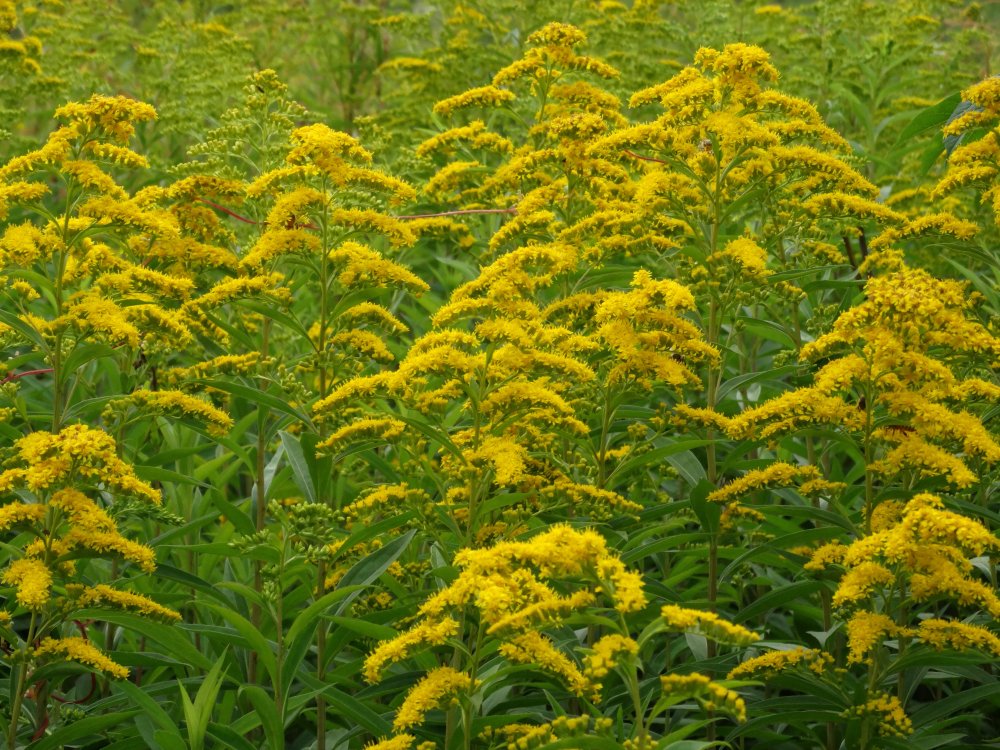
(623, 149, 669, 164)
(196, 197, 259, 225)
(396, 207, 518, 219)
(2, 368, 53, 383)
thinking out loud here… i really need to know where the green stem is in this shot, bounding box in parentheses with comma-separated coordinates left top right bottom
(316, 561, 327, 750)
(8, 612, 38, 750)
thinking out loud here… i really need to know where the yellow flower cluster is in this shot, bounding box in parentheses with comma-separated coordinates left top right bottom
(365, 526, 645, 701)
(660, 672, 747, 722)
(728, 647, 832, 679)
(393, 666, 477, 730)
(934, 77, 1000, 226)
(583, 634, 638, 689)
(660, 604, 760, 646)
(34, 636, 130, 680)
(104, 389, 233, 437)
(846, 692, 913, 737)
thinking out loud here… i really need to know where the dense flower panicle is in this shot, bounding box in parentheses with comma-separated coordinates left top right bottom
(317, 417, 408, 454)
(499, 630, 589, 696)
(583, 634, 638, 686)
(934, 77, 1000, 226)
(660, 673, 747, 722)
(33, 636, 130, 680)
(709, 462, 844, 504)
(340, 484, 428, 521)
(329, 242, 427, 291)
(848, 693, 913, 737)
(916, 619, 1000, 658)
(1, 425, 160, 505)
(366, 527, 646, 698)
(661, 605, 760, 646)
(433, 85, 516, 117)
(364, 735, 415, 750)
(595, 269, 718, 389)
(728, 647, 832, 679)
(0, 502, 46, 531)
(71, 584, 181, 621)
(104, 389, 233, 436)
(845, 611, 904, 663)
(729, 261, 1000, 505)
(2, 557, 53, 609)
(393, 667, 476, 730)
(364, 617, 461, 682)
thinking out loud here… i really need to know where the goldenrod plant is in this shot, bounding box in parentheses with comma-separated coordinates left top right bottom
(0, 3, 998, 749)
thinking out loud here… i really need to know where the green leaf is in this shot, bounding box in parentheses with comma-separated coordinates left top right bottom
(335, 528, 416, 615)
(279, 430, 316, 503)
(32, 710, 141, 750)
(241, 685, 284, 750)
(198, 603, 277, 684)
(689, 480, 721, 535)
(113, 680, 180, 737)
(735, 581, 824, 623)
(73, 610, 212, 670)
(62, 342, 119, 377)
(192, 378, 310, 424)
(895, 92, 961, 144)
(179, 651, 228, 750)
(716, 365, 801, 402)
(205, 723, 259, 750)
(300, 676, 392, 736)
(284, 585, 364, 646)
(0, 308, 47, 350)
(607, 440, 713, 484)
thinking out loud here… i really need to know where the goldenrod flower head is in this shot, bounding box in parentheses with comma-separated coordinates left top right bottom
(660, 672, 747, 722)
(364, 735, 414, 750)
(393, 667, 477, 730)
(53, 94, 156, 143)
(583, 634, 638, 688)
(71, 584, 180, 622)
(34, 636, 129, 679)
(499, 630, 589, 696)
(433, 86, 516, 117)
(364, 617, 460, 682)
(661, 604, 760, 646)
(728, 647, 832, 680)
(2, 557, 52, 609)
(847, 692, 913, 737)
(104, 389, 233, 437)
(2, 425, 160, 504)
(526, 22, 587, 49)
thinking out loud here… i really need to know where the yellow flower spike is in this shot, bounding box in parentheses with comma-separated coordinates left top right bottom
(728, 647, 832, 680)
(845, 611, 910, 664)
(328, 241, 427, 291)
(365, 735, 414, 750)
(848, 692, 913, 737)
(393, 666, 477, 730)
(0, 503, 46, 532)
(499, 631, 589, 696)
(660, 673, 747, 722)
(660, 604, 760, 646)
(832, 561, 895, 608)
(584, 634, 638, 686)
(317, 418, 407, 454)
(709, 462, 843, 504)
(2, 558, 53, 610)
(364, 617, 461, 683)
(72, 584, 181, 622)
(104, 389, 233, 437)
(916, 619, 1000, 658)
(33, 637, 129, 680)
(433, 85, 517, 117)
